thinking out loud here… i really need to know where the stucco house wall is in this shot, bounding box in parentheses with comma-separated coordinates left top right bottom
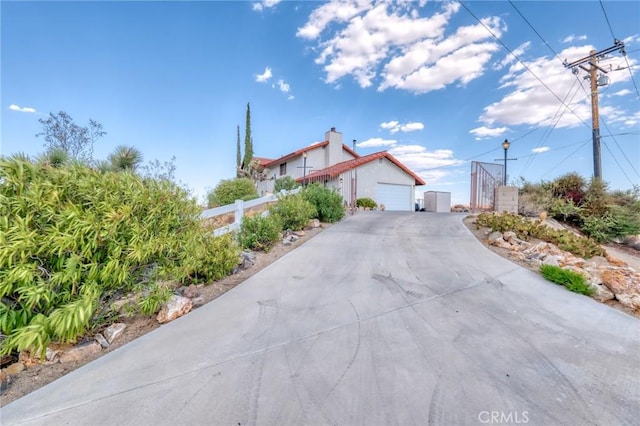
(356, 158, 416, 205)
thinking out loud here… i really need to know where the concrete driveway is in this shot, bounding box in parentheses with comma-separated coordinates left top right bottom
(3, 212, 639, 425)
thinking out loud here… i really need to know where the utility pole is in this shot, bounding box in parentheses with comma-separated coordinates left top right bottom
(564, 40, 626, 180)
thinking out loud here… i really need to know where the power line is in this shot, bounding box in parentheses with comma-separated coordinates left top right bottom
(541, 141, 590, 179)
(602, 140, 635, 186)
(599, 0, 640, 97)
(458, 0, 591, 130)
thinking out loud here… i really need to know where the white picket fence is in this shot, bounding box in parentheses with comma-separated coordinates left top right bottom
(200, 188, 301, 236)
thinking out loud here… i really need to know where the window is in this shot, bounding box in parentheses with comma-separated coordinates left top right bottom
(279, 163, 287, 176)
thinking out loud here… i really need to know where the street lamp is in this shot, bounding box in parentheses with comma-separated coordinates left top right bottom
(502, 139, 510, 186)
(302, 151, 307, 187)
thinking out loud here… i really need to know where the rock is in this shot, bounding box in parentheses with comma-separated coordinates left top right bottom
(589, 282, 616, 302)
(542, 255, 563, 266)
(192, 296, 205, 307)
(182, 284, 200, 299)
(238, 250, 256, 270)
(600, 269, 640, 310)
(59, 341, 101, 363)
(309, 218, 320, 228)
(503, 231, 516, 242)
(623, 235, 640, 251)
(104, 323, 127, 344)
(157, 295, 193, 323)
(45, 347, 61, 363)
(293, 230, 305, 237)
(2, 362, 25, 376)
(94, 333, 110, 349)
(282, 238, 292, 246)
(18, 351, 41, 367)
(488, 231, 503, 244)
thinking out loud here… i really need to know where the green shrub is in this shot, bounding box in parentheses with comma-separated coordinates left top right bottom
(549, 172, 586, 204)
(274, 176, 300, 193)
(539, 265, 594, 296)
(270, 194, 316, 231)
(207, 178, 258, 208)
(0, 157, 239, 357)
(238, 214, 282, 252)
(357, 197, 377, 209)
(302, 183, 345, 223)
(476, 212, 605, 258)
(581, 205, 640, 243)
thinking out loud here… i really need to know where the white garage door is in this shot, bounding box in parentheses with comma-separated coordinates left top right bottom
(376, 183, 412, 211)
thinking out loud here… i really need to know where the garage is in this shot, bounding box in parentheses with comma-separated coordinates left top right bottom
(376, 183, 412, 211)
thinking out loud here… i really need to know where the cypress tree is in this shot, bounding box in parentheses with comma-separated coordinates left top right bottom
(236, 125, 241, 176)
(243, 103, 253, 170)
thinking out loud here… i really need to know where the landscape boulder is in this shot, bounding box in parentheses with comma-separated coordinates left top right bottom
(157, 295, 193, 323)
(104, 323, 127, 344)
(59, 341, 101, 364)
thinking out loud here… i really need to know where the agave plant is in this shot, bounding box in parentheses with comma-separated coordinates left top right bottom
(108, 145, 143, 172)
(37, 148, 70, 168)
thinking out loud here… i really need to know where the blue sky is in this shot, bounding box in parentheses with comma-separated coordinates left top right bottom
(2, 0, 639, 205)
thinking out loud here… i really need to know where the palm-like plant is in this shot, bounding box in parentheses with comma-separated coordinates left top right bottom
(108, 145, 143, 172)
(37, 148, 70, 168)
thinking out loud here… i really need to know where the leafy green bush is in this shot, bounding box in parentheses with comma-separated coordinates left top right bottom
(476, 212, 605, 258)
(302, 183, 345, 223)
(539, 265, 594, 296)
(274, 176, 300, 192)
(207, 178, 258, 208)
(549, 172, 586, 204)
(269, 194, 316, 230)
(0, 157, 239, 357)
(357, 197, 377, 209)
(238, 214, 282, 252)
(581, 205, 640, 243)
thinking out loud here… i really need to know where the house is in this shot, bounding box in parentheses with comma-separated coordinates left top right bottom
(253, 127, 426, 211)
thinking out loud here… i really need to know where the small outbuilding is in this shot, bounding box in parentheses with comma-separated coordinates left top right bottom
(424, 191, 451, 213)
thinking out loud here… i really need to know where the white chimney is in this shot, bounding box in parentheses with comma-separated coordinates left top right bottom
(324, 127, 343, 167)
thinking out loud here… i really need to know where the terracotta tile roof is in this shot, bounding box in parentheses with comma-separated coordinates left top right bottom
(262, 141, 360, 169)
(252, 157, 274, 167)
(300, 151, 426, 186)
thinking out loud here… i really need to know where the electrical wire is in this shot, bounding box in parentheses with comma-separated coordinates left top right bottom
(602, 140, 635, 185)
(600, 0, 640, 97)
(458, 0, 591, 131)
(540, 141, 590, 178)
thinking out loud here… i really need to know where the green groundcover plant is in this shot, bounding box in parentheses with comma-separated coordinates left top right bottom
(539, 265, 594, 296)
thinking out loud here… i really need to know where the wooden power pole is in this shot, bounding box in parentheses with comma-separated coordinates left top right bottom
(564, 40, 626, 180)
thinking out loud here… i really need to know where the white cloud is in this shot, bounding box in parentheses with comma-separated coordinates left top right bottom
(9, 104, 37, 113)
(469, 126, 508, 140)
(380, 120, 424, 133)
(288, 95, 295, 101)
(380, 120, 399, 129)
(277, 79, 290, 93)
(256, 67, 273, 82)
(357, 137, 397, 148)
(494, 41, 530, 71)
(531, 147, 550, 153)
(562, 34, 587, 43)
(388, 144, 465, 185)
(298, 1, 504, 93)
(478, 45, 638, 130)
(613, 89, 631, 97)
(252, 0, 281, 12)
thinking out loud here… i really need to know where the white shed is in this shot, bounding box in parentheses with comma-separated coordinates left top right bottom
(424, 191, 451, 213)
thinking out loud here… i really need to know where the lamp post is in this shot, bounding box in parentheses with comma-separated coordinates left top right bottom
(502, 139, 510, 186)
(352, 139, 357, 211)
(302, 152, 307, 186)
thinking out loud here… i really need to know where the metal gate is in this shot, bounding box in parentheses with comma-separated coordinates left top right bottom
(470, 161, 504, 213)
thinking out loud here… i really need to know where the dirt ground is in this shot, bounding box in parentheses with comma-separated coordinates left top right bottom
(0, 225, 328, 407)
(2, 215, 639, 406)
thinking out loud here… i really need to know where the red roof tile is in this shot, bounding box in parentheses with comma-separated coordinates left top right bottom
(300, 151, 426, 186)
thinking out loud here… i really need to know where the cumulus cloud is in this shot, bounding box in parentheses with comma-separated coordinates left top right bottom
(478, 45, 638, 130)
(298, 1, 504, 93)
(380, 120, 424, 133)
(252, 0, 281, 12)
(531, 147, 550, 153)
(562, 34, 587, 43)
(276, 79, 290, 93)
(469, 126, 508, 140)
(256, 67, 273, 82)
(9, 104, 37, 113)
(388, 144, 465, 185)
(357, 137, 397, 148)
(613, 89, 631, 97)
(494, 41, 530, 71)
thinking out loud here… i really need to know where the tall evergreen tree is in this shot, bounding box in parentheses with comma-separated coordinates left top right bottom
(242, 103, 253, 170)
(236, 125, 241, 177)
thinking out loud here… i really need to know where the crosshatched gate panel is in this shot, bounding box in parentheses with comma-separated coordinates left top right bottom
(470, 161, 504, 213)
